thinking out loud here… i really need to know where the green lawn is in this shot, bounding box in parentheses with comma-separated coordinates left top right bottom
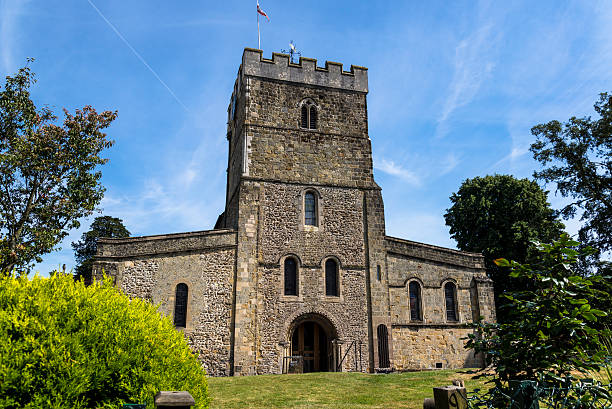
(208, 370, 490, 409)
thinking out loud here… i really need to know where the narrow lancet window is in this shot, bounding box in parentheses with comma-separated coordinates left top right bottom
(284, 257, 298, 296)
(325, 259, 339, 297)
(301, 105, 308, 128)
(409, 281, 422, 321)
(300, 100, 317, 130)
(174, 283, 188, 327)
(309, 106, 317, 129)
(445, 282, 458, 322)
(305, 191, 317, 226)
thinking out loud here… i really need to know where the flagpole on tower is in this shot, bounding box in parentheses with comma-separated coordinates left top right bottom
(257, 6, 260, 49)
(256, 1, 269, 50)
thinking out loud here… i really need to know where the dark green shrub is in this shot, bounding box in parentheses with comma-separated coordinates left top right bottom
(0, 273, 209, 408)
(466, 234, 610, 394)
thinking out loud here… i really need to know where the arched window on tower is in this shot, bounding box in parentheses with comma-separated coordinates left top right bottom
(377, 324, 390, 368)
(174, 283, 188, 327)
(409, 281, 422, 321)
(445, 282, 458, 322)
(284, 257, 298, 296)
(325, 258, 339, 297)
(304, 191, 317, 226)
(300, 100, 317, 130)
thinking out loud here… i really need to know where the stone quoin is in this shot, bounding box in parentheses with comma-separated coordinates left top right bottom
(93, 48, 496, 376)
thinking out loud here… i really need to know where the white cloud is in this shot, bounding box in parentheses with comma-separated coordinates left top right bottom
(438, 26, 495, 123)
(0, 0, 27, 73)
(487, 145, 529, 173)
(374, 157, 421, 186)
(436, 3, 501, 138)
(439, 152, 461, 176)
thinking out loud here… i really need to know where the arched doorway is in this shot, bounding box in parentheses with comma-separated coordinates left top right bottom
(289, 313, 336, 373)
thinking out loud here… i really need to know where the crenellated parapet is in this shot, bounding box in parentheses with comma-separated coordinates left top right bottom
(241, 48, 368, 93)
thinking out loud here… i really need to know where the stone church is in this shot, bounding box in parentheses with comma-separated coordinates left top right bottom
(93, 48, 496, 377)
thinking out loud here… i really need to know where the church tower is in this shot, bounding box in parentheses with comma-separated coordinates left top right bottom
(94, 48, 495, 377)
(220, 48, 389, 375)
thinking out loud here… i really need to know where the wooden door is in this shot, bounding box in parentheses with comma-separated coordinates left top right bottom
(292, 322, 329, 372)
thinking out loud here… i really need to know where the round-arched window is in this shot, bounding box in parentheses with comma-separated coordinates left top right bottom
(284, 257, 298, 296)
(304, 191, 317, 226)
(409, 281, 422, 321)
(325, 258, 339, 297)
(174, 283, 188, 327)
(445, 282, 458, 322)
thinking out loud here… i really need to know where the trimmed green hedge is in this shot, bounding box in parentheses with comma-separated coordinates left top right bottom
(0, 273, 209, 409)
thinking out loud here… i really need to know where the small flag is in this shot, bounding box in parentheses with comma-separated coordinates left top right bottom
(257, 1, 269, 21)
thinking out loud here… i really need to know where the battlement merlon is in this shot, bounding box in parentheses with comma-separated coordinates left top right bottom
(241, 48, 368, 93)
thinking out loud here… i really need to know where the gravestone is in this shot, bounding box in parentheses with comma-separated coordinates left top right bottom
(433, 385, 467, 409)
(154, 391, 195, 409)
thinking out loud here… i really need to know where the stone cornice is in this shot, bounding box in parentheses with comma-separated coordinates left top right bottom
(391, 323, 471, 329)
(245, 123, 369, 141)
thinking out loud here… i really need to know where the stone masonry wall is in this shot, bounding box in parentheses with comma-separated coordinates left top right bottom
(391, 327, 481, 370)
(384, 238, 492, 369)
(260, 182, 365, 266)
(365, 189, 393, 370)
(252, 181, 370, 373)
(244, 78, 368, 137)
(386, 254, 481, 325)
(246, 126, 374, 188)
(97, 229, 236, 258)
(93, 230, 237, 376)
(256, 265, 369, 374)
(242, 79, 373, 188)
(241, 48, 368, 94)
(229, 49, 375, 375)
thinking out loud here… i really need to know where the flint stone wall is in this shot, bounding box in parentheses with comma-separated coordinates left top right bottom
(256, 265, 369, 373)
(93, 230, 237, 376)
(249, 181, 370, 373)
(260, 182, 365, 266)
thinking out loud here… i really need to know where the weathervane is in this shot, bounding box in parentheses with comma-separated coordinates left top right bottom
(282, 41, 301, 64)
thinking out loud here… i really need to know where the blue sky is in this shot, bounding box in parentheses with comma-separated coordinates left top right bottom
(1, 0, 611, 274)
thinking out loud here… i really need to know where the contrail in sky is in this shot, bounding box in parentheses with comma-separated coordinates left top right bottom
(86, 0, 190, 113)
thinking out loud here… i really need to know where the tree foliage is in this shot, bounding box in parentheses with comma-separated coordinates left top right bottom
(444, 174, 564, 322)
(531, 92, 612, 266)
(72, 216, 130, 283)
(0, 62, 117, 274)
(0, 273, 209, 408)
(466, 235, 610, 390)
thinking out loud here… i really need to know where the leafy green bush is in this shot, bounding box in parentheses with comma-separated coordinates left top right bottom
(467, 234, 610, 386)
(0, 273, 209, 409)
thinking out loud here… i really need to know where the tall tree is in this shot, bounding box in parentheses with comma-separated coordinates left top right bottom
(444, 175, 564, 322)
(530, 92, 612, 268)
(0, 61, 117, 275)
(72, 216, 130, 283)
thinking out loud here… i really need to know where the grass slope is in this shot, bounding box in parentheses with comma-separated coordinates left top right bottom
(208, 370, 489, 409)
